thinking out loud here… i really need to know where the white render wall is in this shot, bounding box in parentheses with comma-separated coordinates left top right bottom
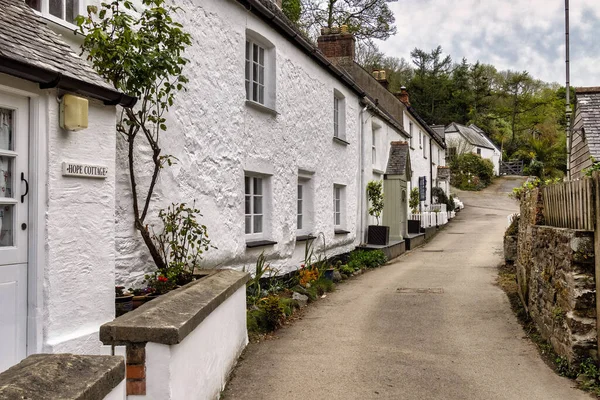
(359, 114, 409, 241)
(113, 0, 361, 283)
(140, 286, 248, 400)
(404, 111, 432, 205)
(44, 94, 117, 354)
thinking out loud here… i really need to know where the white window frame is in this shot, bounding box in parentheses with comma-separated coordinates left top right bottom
(419, 130, 422, 148)
(245, 174, 269, 239)
(333, 185, 345, 229)
(27, 0, 83, 27)
(333, 89, 346, 140)
(297, 183, 303, 231)
(245, 30, 276, 111)
(372, 130, 377, 165)
(423, 136, 427, 158)
(409, 122, 414, 148)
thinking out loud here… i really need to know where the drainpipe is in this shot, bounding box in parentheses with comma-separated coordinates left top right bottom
(565, 0, 572, 180)
(359, 104, 369, 244)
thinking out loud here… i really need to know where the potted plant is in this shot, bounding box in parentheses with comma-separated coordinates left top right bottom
(115, 286, 134, 317)
(366, 180, 389, 245)
(408, 187, 421, 234)
(130, 287, 152, 309)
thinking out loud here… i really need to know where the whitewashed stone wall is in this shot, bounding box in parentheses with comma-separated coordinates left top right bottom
(361, 115, 409, 238)
(404, 110, 433, 204)
(44, 93, 117, 354)
(112, 0, 361, 284)
(446, 131, 500, 175)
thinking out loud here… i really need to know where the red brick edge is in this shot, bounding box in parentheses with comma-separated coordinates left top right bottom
(126, 343, 146, 395)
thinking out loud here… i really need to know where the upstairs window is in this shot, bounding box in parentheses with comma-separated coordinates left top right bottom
(333, 90, 346, 140)
(245, 41, 265, 105)
(423, 136, 427, 158)
(333, 185, 345, 228)
(297, 183, 303, 230)
(26, 0, 81, 23)
(372, 131, 377, 165)
(477, 148, 482, 156)
(409, 122, 414, 147)
(245, 31, 276, 111)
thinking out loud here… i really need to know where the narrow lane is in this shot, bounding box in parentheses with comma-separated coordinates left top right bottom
(223, 177, 590, 400)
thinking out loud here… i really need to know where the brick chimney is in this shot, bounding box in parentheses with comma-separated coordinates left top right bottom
(317, 25, 355, 61)
(395, 86, 410, 107)
(373, 70, 389, 90)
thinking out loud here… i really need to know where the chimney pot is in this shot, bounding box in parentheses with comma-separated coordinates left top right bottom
(396, 87, 410, 106)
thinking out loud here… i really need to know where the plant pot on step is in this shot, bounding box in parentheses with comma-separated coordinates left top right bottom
(115, 294, 134, 317)
(324, 268, 335, 281)
(408, 219, 420, 234)
(367, 225, 390, 245)
(132, 295, 150, 309)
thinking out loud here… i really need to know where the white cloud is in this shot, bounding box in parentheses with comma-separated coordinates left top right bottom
(376, 0, 600, 87)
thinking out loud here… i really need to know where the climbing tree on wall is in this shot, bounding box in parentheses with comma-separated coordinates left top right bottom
(77, 0, 192, 270)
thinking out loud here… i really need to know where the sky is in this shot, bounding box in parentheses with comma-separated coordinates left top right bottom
(375, 0, 600, 87)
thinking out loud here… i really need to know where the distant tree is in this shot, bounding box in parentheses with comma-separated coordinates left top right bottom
(407, 46, 453, 124)
(300, 0, 397, 42)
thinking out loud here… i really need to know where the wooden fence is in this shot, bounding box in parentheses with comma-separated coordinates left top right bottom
(542, 177, 594, 230)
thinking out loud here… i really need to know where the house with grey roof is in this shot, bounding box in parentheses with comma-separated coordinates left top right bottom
(0, 0, 136, 374)
(445, 122, 501, 175)
(569, 87, 600, 179)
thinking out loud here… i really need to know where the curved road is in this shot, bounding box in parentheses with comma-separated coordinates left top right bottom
(223, 177, 590, 400)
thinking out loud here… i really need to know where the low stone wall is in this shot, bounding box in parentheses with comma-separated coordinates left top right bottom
(0, 354, 125, 399)
(527, 226, 596, 364)
(100, 269, 250, 400)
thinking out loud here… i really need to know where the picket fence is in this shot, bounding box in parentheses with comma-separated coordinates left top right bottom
(542, 178, 594, 231)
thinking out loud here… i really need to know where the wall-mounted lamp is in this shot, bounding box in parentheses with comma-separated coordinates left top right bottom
(60, 94, 88, 131)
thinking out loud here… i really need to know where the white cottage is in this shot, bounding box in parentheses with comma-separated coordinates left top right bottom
(0, 0, 134, 371)
(445, 122, 501, 175)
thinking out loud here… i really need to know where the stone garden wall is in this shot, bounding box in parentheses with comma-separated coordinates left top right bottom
(528, 226, 596, 364)
(516, 189, 597, 365)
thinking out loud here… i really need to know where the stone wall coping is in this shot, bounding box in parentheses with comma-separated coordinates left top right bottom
(100, 269, 250, 345)
(0, 354, 124, 400)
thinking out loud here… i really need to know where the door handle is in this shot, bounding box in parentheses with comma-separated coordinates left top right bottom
(21, 173, 28, 203)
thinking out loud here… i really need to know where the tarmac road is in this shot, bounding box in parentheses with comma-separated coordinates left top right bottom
(223, 177, 591, 400)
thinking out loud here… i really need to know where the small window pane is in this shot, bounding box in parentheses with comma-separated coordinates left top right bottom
(254, 196, 262, 214)
(65, 0, 77, 22)
(254, 178, 262, 195)
(25, 0, 41, 10)
(298, 184, 303, 200)
(253, 82, 259, 102)
(259, 47, 265, 65)
(335, 212, 340, 226)
(0, 109, 13, 151)
(246, 41, 250, 61)
(253, 44, 258, 62)
(297, 199, 302, 213)
(297, 215, 302, 230)
(254, 215, 263, 233)
(0, 156, 13, 199)
(258, 86, 264, 104)
(245, 177, 251, 194)
(245, 195, 251, 214)
(258, 66, 264, 85)
(49, 0, 63, 18)
(0, 205, 14, 246)
(245, 216, 251, 234)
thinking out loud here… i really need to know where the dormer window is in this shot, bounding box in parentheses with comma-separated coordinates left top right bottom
(26, 0, 81, 24)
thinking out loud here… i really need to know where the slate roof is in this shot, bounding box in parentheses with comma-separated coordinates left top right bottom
(446, 122, 494, 150)
(469, 124, 500, 151)
(385, 141, 410, 176)
(575, 87, 600, 159)
(0, 0, 111, 88)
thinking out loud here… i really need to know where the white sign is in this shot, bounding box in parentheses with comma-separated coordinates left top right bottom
(62, 162, 108, 179)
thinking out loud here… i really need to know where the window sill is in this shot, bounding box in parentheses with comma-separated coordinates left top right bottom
(373, 168, 385, 175)
(245, 100, 277, 115)
(410, 146, 415, 150)
(334, 229, 350, 235)
(296, 234, 316, 242)
(34, 10, 81, 36)
(246, 239, 277, 248)
(333, 137, 350, 146)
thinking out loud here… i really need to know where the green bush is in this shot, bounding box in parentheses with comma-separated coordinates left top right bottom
(279, 298, 299, 317)
(348, 250, 387, 270)
(338, 264, 354, 275)
(313, 278, 335, 296)
(450, 153, 494, 191)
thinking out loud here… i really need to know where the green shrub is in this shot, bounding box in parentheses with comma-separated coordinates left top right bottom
(505, 215, 519, 237)
(450, 153, 494, 191)
(313, 278, 335, 296)
(256, 295, 285, 332)
(409, 187, 420, 213)
(279, 298, 299, 317)
(348, 250, 387, 269)
(338, 264, 354, 275)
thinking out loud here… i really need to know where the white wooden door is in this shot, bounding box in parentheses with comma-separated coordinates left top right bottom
(0, 92, 29, 372)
